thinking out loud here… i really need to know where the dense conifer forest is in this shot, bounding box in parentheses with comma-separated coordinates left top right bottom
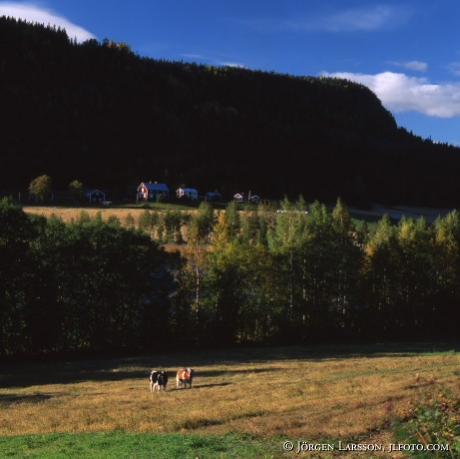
(2, 16, 460, 206)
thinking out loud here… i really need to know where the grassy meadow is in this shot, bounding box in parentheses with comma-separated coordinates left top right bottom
(1, 344, 459, 458)
(22, 204, 171, 226)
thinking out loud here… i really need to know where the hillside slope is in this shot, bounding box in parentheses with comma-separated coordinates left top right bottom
(1, 16, 460, 206)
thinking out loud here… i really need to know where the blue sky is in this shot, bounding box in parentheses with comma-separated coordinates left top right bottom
(2, 1, 460, 145)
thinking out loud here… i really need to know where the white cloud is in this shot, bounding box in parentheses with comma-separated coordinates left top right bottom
(180, 53, 207, 61)
(216, 61, 246, 68)
(246, 5, 411, 34)
(179, 53, 246, 68)
(0, 2, 95, 42)
(391, 60, 428, 72)
(447, 62, 460, 76)
(322, 71, 460, 118)
(312, 5, 399, 32)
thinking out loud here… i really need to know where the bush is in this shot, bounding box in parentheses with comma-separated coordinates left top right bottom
(406, 387, 460, 458)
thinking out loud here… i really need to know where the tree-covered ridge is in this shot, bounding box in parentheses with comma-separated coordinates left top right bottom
(2, 16, 460, 206)
(1, 197, 459, 358)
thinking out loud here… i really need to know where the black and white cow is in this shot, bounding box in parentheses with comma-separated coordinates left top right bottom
(149, 370, 168, 392)
(176, 368, 194, 389)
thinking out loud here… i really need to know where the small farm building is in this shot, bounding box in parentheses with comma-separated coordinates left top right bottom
(233, 193, 244, 203)
(176, 187, 199, 200)
(137, 182, 170, 200)
(85, 189, 106, 203)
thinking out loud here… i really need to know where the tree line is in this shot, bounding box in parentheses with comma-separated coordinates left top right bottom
(1, 197, 458, 359)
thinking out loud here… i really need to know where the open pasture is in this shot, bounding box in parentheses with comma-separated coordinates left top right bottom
(1, 344, 459, 458)
(23, 205, 156, 226)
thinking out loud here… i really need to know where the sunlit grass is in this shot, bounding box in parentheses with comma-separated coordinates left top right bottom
(1, 344, 459, 458)
(23, 206, 155, 227)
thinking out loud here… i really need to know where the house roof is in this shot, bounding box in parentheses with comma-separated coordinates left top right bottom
(177, 187, 198, 193)
(139, 182, 169, 192)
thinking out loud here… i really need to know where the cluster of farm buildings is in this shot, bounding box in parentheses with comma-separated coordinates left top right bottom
(84, 181, 260, 204)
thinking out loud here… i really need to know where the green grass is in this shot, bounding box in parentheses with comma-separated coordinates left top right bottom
(0, 432, 281, 459)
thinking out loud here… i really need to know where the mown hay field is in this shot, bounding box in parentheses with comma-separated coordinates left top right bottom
(23, 205, 157, 226)
(1, 344, 459, 458)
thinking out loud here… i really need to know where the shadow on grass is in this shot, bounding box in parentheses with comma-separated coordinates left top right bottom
(1, 342, 457, 389)
(0, 364, 149, 389)
(0, 392, 53, 404)
(196, 367, 285, 377)
(173, 382, 232, 390)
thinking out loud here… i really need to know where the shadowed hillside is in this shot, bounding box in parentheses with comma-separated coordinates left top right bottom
(2, 16, 460, 206)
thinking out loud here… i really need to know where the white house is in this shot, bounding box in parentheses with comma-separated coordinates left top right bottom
(137, 182, 170, 201)
(233, 193, 244, 203)
(176, 187, 199, 200)
(234, 192, 260, 203)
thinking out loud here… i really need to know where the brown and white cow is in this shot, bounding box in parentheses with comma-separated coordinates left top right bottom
(176, 368, 194, 389)
(149, 370, 168, 392)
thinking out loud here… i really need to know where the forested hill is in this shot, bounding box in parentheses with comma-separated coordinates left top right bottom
(2, 16, 460, 206)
